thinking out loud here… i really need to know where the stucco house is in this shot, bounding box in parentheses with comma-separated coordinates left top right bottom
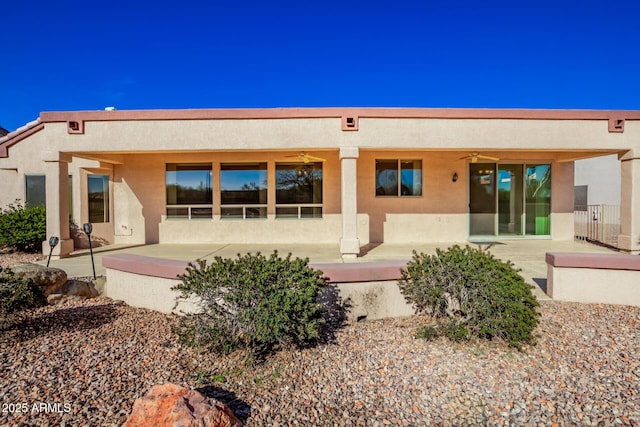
(0, 107, 638, 258)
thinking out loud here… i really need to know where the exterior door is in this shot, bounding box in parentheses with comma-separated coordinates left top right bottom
(498, 164, 523, 236)
(469, 163, 496, 235)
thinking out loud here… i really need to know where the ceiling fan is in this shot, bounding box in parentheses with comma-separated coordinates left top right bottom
(459, 152, 500, 163)
(284, 152, 327, 163)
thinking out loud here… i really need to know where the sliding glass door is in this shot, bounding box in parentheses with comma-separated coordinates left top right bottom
(469, 163, 550, 237)
(498, 164, 523, 236)
(469, 164, 496, 235)
(525, 164, 551, 235)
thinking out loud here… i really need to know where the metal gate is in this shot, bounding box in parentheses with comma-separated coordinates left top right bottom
(574, 204, 621, 248)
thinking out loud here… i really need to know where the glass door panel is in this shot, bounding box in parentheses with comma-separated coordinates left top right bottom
(525, 164, 551, 235)
(498, 164, 523, 236)
(469, 163, 496, 235)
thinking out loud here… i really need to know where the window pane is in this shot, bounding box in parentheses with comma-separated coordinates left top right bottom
(191, 207, 213, 218)
(25, 175, 46, 207)
(301, 207, 322, 218)
(167, 207, 188, 218)
(88, 175, 109, 223)
(375, 160, 398, 196)
(276, 207, 299, 218)
(166, 163, 212, 206)
(400, 160, 422, 196)
(525, 164, 551, 235)
(246, 207, 267, 218)
(220, 163, 267, 205)
(276, 163, 323, 204)
(221, 206, 268, 219)
(221, 207, 244, 218)
(68, 175, 73, 222)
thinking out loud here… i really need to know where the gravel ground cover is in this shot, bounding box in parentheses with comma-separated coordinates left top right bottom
(0, 295, 638, 426)
(0, 250, 44, 268)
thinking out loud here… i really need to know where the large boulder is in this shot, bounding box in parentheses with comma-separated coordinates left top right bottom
(55, 279, 99, 298)
(123, 383, 243, 427)
(1, 263, 100, 305)
(3, 263, 67, 295)
(46, 279, 100, 305)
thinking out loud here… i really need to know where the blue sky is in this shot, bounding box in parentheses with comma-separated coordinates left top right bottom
(2, 0, 639, 131)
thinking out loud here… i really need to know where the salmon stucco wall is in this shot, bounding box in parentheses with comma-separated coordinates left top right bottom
(358, 150, 576, 243)
(111, 150, 342, 245)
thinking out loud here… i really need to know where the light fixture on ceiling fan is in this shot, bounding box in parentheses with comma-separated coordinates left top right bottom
(284, 152, 327, 163)
(459, 152, 500, 163)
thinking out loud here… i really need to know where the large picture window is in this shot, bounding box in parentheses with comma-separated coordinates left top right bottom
(220, 163, 267, 219)
(275, 163, 323, 218)
(375, 159, 422, 196)
(25, 175, 46, 207)
(88, 175, 110, 223)
(166, 163, 212, 219)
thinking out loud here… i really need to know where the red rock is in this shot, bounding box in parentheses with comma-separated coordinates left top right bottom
(123, 383, 243, 427)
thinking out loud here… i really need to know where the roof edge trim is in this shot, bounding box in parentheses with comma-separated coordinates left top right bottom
(0, 120, 44, 158)
(39, 107, 640, 123)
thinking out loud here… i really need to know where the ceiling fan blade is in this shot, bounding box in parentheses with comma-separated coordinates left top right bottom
(303, 154, 326, 162)
(477, 154, 500, 161)
(461, 152, 499, 162)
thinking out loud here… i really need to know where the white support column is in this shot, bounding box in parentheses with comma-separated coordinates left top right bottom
(42, 153, 74, 258)
(618, 149, 640, 254)
(340, 147, 360, 260)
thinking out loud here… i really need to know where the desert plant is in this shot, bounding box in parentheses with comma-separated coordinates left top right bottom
(0, 267, 47, 325)
(172, 251, 329, 358)
(0, 200, 46, 252)
(398, 245, 540, 349)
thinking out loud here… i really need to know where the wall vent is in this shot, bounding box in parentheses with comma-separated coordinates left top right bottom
(67, 120, 84, 134)
(608, 118, 625, 133)
(341, 116, 359, 131)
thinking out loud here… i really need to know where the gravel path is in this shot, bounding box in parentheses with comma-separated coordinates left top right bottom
(0, 296, 638, 426)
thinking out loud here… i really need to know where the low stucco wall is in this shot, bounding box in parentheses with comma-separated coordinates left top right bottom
(335, 281, 414, 321)
(104, 268, 199, 314)
(546, 252, 640, 306)
(158, 214, 370, 245)
(102, 253, 413, 320)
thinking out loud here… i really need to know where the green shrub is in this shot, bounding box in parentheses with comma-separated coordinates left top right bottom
(398, 245, 540, 349)
(172, 251, 328, 358)
(0, 200, 46, 252)
(0, 267, 47, 324)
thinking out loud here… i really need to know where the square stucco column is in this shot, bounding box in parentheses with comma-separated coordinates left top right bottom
(618, 150, 640, 254)
(42, 154, 73, 258)
(340, 147, 360, 259)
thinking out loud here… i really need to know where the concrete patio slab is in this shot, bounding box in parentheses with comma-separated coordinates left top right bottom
(40, 239, 620, 302)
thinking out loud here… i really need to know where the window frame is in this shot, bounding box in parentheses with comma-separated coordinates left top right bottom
(87, 174, 110, 223)
(275, 162, 323, 219)
(375, 159, 423, 197)
(165, 163, 213, 220)
(220, 162, 268, 220)
(24, 174, 46, 207)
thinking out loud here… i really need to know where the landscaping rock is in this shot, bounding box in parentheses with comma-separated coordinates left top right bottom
(46, 294, 87, 305)
(57, 279, 100, 298)
(3, 263, 67, 295)
(123, 383, 243, 427)
(94, 276, 106, 294)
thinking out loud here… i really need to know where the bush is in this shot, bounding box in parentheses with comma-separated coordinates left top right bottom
(172, 251, 329, 358)
(0, 267, 47, 325)
(398, 245, 540, 349)
(0, 200, 46, 252)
